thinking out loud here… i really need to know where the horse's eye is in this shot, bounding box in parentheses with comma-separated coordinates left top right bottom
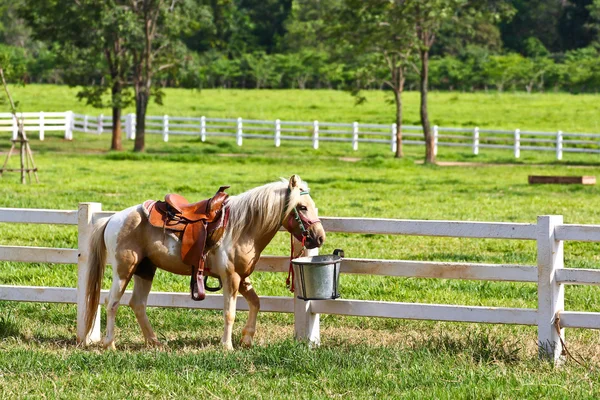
(298, 205, 307, 211)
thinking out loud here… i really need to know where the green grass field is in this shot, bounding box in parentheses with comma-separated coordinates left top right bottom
(8, 84, 600, 133)
(1, 86, 600, 398)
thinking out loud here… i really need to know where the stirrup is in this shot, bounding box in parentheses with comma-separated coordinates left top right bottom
(190, 270, 206, 301)
(204, 275, 223, 292)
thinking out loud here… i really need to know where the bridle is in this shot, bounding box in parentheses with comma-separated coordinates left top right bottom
(282, 187, 321, 292)
(282, 189, 321, 242)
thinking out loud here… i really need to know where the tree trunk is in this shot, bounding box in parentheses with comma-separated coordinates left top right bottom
(110, 81, 122, 151)
(133, 85, 149, 152)
(393, 88, 403, 158)
(111, 106, 122, 151)
(420, 49, 434, 164)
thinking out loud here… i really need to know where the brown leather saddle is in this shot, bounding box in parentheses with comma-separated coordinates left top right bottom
(143, 186, 230, 301)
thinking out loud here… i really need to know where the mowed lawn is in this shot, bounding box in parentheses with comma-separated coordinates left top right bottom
(10, 84, 600, 133)
(0, 86, 600, 398)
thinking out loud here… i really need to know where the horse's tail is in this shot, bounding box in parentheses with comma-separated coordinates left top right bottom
(82, 217, 109, 342)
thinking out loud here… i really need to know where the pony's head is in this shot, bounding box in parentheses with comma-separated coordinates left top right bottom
(281, 174, 326, 249)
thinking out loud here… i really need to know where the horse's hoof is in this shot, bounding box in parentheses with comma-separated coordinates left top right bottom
(240, 336, 253, 348)
(146, 338, 164, 348)
(222, 342, 234, 351)
(103, 340, 116, 351)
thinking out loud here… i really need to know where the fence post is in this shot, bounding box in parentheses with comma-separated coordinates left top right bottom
(97, 114, 103, 135)
(84, 115, 89, 134)
(514, 129, 521, 158)
(162, 114, 169, 142)
(556, 131, 563, 160)
(537, 215, 565, 364)
(274, 119, 281, 147)
(200, 116, 206, 142)
(473, 126, 479, 155)
(11, 114, 19, 140)
(65, 111, 74, 140)
(312, 120, 319, 150)
(352, 122, 359, 151)
(237, 117, 243, 146)
(38, 111, 45, 141)
(76, 202, 103, 345)
(294, 210, 320, 346)
(433, 125, 439, 156)
(391, 123, 397, 153)
(125, 114, 132, 140)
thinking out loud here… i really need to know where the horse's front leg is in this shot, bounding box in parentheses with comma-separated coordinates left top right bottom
(239, 277, 260, 347)
(221, 271, 241, 350)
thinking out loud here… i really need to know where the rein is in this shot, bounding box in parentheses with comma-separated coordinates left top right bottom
(282, 188, 320, 292)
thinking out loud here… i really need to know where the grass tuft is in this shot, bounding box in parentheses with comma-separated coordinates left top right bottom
(0, 311, 20, 339)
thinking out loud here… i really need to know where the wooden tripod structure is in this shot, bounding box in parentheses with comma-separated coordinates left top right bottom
(0, 68, 38, 184)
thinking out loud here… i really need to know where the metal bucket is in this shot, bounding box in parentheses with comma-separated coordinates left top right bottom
(292, 249, 344, 300)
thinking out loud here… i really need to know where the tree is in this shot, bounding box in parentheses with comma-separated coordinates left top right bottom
(242, 51, 277, 88)
(21, 0, 134, 151)
(335, 0, 416, 158)
(125, 0, 202, 152)
(406, 0, 514, 163)
(558, 0, 595, 51)
(588, 0, 600, 43)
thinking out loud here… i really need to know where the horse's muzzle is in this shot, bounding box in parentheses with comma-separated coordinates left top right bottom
(305, 231, 325, 249)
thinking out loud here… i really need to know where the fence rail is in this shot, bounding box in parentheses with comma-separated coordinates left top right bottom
(1, 111, 598, 159)
(1, 204, 600, 363)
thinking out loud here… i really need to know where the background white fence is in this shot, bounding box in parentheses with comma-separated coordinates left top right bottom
(1, 111, 599, 159)
(1, 204, 600, 363)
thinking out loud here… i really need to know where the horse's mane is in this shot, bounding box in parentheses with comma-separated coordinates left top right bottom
(225, 177, 309, 242)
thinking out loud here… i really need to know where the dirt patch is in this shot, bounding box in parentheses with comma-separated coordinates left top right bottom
(339, 157, 361, 163)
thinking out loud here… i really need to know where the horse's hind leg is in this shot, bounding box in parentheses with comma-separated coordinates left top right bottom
(103, 251, 137, 350)
(130, 274, 162, 346)
(239, 277, 260, 347)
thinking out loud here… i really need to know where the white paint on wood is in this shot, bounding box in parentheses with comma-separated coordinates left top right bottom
(255, 256, 537, 282)
(0, 285, 77, 303)
(556, 268, 600, 286)
(320, 217, 537, 239)
(559, 311, 600, 330)
(340, 259, 538, 282)
(0, 246, 77, 264)
(473, 127, 479, 155)
(237, 117, 243, 146)
(39, 111, 45, 141)
(555, 224, 600, 242)
(537, 215, 565, 362)
(140, 292, 293, 313)
(76, 203, 102, 344)
(0, 285, 294, 313)
(352, 122, 358, 151)
(294, 243, 320, 346)
(162, 114, 169, 142)
(0, 208, 78, 225)
(310, 299, 537, 325)
(92, 211, 116, 223)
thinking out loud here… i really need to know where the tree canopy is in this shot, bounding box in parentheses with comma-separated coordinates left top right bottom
(2, 0, 598, 94)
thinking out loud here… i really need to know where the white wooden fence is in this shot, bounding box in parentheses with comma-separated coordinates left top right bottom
(1, 111, 599, 159)
(2, 204, 600, 363)
(0, 111, 74, 140)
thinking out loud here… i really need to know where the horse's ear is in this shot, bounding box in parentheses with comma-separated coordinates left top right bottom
(289, 174, 300, 189)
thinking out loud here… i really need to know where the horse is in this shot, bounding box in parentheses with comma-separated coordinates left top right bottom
(80, 174, 325, 350)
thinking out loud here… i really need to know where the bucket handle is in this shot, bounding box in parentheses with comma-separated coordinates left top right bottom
(333, 249, 345, 258)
